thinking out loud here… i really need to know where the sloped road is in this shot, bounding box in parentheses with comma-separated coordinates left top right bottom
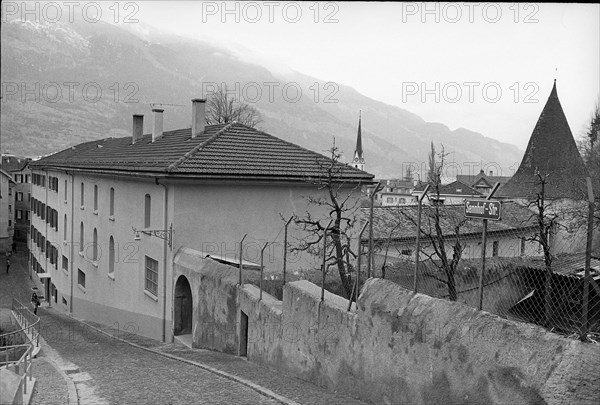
(35, 309, 279, 405)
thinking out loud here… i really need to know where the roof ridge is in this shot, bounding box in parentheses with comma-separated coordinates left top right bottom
(167, 123, 235, 172)
(245, 124, 369, 177)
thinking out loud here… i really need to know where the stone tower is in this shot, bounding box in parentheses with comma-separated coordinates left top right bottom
(499, 81, 588, 200)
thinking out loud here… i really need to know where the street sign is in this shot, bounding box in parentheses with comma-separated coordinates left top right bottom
(464, 200, 501, 221)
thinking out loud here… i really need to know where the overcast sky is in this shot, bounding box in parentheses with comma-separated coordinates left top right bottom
(125, 2, 598, 149)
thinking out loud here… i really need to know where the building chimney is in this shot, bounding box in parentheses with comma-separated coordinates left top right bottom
(132, 114, 144, 144)
(152, 108, 164, 142)
(191, 98, 206, 138)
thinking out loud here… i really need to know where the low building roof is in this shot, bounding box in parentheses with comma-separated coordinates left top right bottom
(363, 201, 537, 242)
(30, 122, 374, 183)
(413, 180, 482, 197)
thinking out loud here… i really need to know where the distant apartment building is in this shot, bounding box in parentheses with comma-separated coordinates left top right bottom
(0, 169, 16, 253)
(29, 100, 373, 342)
(2, 155, 32, 247)
(372, 171, 417, 206)
(457, 169, 512, 197)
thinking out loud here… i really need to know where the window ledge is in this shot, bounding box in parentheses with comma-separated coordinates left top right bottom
(64, 200, 68, 205)
(144, 290, 159, 302)
(77, 284, 86, 293)
(63, 241, 68, 246)
(79, 251, 84, 257)
(92, 261, 98, 268)
(93, 210, 98, 216)
(62, 267, 69, 276)
(107, 273, 115, 281)
(109, 215, 115, 222)
(80, 206, 84, 210)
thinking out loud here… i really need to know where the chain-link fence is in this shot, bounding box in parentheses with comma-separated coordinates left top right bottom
(366, 183, 600, 341)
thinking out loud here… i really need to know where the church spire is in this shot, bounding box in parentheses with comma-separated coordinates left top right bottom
(352, 111, 365, 171)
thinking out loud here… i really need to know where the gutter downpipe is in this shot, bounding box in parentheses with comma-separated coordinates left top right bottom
(69, 172, 75, 313)
(156, 178, 169, 342)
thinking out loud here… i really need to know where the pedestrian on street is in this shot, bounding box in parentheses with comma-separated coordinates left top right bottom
(5, 257, 10, 274)
(31, 293, 40, 315)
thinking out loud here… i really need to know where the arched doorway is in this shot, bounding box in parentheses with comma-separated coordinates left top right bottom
(174, 276, 192, 336)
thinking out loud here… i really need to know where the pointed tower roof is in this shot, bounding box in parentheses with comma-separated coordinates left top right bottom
(354, 111, 363, 160)
(499, 81, 588, 200)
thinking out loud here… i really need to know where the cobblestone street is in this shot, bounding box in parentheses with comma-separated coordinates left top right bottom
(1, 251, 367, 405)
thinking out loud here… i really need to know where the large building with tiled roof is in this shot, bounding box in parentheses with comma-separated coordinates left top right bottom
(499, 81, 588, 200)
(28, 99, 373, 342)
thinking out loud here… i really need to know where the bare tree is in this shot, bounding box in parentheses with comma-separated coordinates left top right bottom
(292, 144, 361, 298)
(205, 85, 263, 128)
(372, 143, 466, 300)
(580, 98, 600, 224)
(521, 170, 565, 327)
(406, 143, 466, 300)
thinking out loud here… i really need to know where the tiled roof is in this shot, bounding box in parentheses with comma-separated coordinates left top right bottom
(526, 254, 600, 278)
(413, 180, 482, 196)
(30, 123, 374, 183)
(363, 201, 537, 242)
(2, 155, 31, 172)
(499, 82, 588, 200)
(1, 169, 16, 182)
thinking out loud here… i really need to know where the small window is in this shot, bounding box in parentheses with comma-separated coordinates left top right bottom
(109, 187, 115, 216)
(64, 179, 68, 200)
(80, 182, 85, 206)
(78, 269, 86, 288)
(109, 236, 115, 275)
(63, 215, 68, 241)
(79, 222, 84, 252)
(17, 192, 23, 201)
(145, 256, 159, 296)
(92, 228, 98, 261)
(492, 241, 499, 257)
(144, 194, 151, 228)
(62, 297, 68, 306)
(62, 255, 68, 271)
(94, 185, 98, 211)
(16, 210, 22, 220)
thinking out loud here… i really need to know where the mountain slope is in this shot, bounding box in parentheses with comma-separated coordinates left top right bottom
(0, 19, 523, 178)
